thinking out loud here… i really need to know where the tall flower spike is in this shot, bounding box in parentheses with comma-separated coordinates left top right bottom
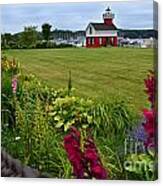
(143, 72, 156, 148)
(84, 138, 108, 179)
(64, 127, 108, 179)
(143, 109, 155, 147)
(64, 127, 84, 178)
(12, 75, 18, 94)
(144, 71, 155, 107)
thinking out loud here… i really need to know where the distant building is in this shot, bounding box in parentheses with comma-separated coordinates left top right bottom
(141, 37, 157, 48)
(118, 37, 157, 48)
(85, 6, 118, 47)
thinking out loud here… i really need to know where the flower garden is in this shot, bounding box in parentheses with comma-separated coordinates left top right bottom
(1, 56, 157, 180)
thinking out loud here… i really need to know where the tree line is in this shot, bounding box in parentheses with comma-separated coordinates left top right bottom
(1, 23, 85, 49)
(119, 29, 158, 39)
(1, 22, 157, 49)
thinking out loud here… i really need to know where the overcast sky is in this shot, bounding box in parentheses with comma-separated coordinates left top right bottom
(1, 0, 154, 33)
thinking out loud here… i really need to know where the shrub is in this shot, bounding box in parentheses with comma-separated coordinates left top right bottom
(2, 72, 72, 177)
(48, 96, 93, 131)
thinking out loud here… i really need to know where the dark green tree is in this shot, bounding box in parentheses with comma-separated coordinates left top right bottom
(41, 23, 52, 42)
(19, 26, 38, 48)
(1, 33, 13, 48)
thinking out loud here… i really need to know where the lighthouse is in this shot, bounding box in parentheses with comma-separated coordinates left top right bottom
(85, 6, 118, 47)
(103, 6, 115, 26)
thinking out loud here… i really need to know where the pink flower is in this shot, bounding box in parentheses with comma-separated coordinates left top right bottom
(12, 76, 17, 94)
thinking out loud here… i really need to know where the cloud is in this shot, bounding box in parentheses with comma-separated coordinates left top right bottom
(1, 0, 154, 33)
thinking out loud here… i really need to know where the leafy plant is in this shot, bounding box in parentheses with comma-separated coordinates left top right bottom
(48, 96, 93, 131)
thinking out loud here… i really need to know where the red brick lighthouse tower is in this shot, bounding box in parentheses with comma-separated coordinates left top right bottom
(103, 7, 115, 28)
(86, 6, 118, 47)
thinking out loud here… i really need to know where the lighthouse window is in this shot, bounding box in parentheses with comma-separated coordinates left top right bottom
(89, 27, 92, 35)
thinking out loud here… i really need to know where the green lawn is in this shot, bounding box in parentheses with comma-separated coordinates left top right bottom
(3, 47, 154, 111)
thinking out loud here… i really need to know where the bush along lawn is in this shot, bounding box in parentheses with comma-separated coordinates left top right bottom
(1, 57, 157, 180)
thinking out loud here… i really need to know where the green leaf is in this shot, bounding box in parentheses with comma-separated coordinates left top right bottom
(55, 121, 64, 128)
(87, 116, 93, 124)
(54, 116, 61, 121)
(64, 120, 75, 132)
(82, 124, 88, 129)
(48, 112, 56, 116)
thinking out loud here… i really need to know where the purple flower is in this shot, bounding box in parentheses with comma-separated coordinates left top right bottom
(131, 123, 148, 142)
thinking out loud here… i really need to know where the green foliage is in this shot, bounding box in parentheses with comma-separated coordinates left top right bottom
(92, 99, 138, 137)
(35, 41, 74, 49)
(16, 95, 63, 173)
(2, 72, 72, 177)
(19, 26, 38, 48)
(2, 71, 13, 97)
(48, 96, 93, 131)
(41, 23, 52, 41)
(118, 29, 157, 39)
(124, 153, 157, 180)
(90, 99, 139, 180)
(1, 58, 21, 128)
(1, 26, 157, 49)
(2, 94, 72, 177)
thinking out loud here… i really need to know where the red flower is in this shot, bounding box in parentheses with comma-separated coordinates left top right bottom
(64, 127, 84, 178)
(143, 109, 155, 137)
(142, 72, 157, 148)
(84, 148, 98, 161)
(143, 109, 155, 147)
(84, 137, 108, 179)
(64, 128, 108, 179)
(91, 164, 108, 179)
(144, 71, 155, 107)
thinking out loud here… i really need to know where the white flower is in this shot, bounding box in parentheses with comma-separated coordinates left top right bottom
(4, 123, 9, 127)
(15, 136, 21, 141)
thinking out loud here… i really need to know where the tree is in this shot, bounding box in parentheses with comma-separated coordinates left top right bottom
(4, 33, 12, 43)
(1, 33, 13, 48)
(41, 23, 52, 42)
(19, 26, 38, 48)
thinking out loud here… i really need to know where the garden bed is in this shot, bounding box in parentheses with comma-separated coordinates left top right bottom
(1, 57, 157, 180)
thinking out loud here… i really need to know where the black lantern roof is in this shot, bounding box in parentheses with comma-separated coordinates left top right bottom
(105, 6, 111, 12)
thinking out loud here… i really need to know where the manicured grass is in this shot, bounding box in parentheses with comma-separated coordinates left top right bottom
(3, 47, 154, 111)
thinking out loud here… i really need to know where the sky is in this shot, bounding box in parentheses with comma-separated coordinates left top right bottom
(0, 0, 154, 33)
